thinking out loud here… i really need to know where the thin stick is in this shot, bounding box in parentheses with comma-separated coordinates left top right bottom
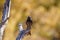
(0, 0, 11, 40)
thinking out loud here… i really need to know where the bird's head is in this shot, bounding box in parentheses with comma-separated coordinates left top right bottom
(26, 16, 33, 26)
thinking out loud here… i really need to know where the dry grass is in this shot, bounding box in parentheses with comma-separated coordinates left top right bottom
(0, 0, 60, 40)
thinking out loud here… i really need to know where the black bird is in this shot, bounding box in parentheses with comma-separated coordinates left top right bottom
(16, 16, 33, 40)
(26, 16, 33, 35)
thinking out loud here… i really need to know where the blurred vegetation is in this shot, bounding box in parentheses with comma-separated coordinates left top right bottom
(0, 0, 60, 40)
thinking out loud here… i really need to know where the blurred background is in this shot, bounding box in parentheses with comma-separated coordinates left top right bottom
(0, 0, 60, 40)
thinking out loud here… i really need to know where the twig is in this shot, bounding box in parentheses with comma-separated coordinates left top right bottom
(0, 0, 11, 40)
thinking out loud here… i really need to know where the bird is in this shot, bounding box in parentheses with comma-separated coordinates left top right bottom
(16, 16, 33, 40)
(0, 0, 11, 40)
(26, 16, 33, 35)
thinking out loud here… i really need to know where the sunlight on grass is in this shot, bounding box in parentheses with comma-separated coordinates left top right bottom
(0, 0, 60, 40)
